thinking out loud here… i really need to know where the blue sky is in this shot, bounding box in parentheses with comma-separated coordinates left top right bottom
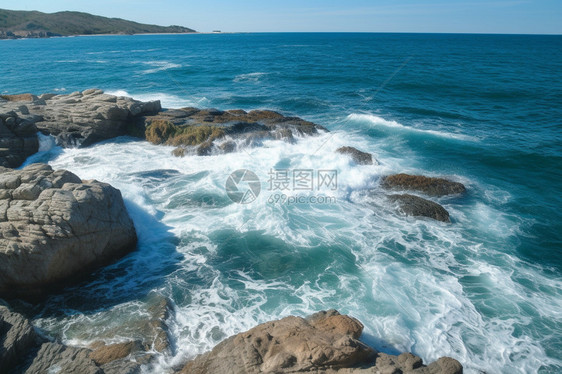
(2, 0, 561, 34)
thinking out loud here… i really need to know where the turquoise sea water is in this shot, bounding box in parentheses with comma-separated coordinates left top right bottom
(2, 33, 562, 373)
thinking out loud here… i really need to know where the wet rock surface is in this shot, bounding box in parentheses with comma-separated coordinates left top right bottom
(138, 107, 327, 156)
(1, 90, 327, 159)
(0, 302, 147, 374)
(336, 146, 376, 165)
(381, 174, 466, 197)
(388, 194, 451, 223)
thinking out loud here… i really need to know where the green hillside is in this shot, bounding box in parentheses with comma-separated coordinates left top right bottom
(0, 9, 195, 38)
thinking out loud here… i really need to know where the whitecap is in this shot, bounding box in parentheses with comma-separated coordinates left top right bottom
(233, 72, 270, 83)
(140, 60, 182, 74)
(347, 113, 478, 142)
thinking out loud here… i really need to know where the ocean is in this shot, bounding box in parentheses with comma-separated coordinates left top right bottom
(2, 33, 561, 373)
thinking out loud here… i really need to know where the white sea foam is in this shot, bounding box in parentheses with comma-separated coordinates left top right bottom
(140, 60, 182, 74)
(38, 132, 56, 152)
(348, 113, 478, 142)
(233, 72, 270, 83)
(37, 131, 562, 374)
(130, 48, 161, 53)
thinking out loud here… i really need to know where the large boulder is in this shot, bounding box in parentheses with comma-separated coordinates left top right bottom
(180, 310, 373, 374)
(180, 310, 462, 374)
(0, 110, 40, 168)
(381, 174, 466, 197)
(0, 163, 137, 298)
(389, 194, 451, 223)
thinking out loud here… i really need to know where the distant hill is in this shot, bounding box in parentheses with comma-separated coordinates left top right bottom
(0, 9, 196, 39)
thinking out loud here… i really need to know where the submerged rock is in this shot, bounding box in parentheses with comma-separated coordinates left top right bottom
(179, 310, 462, 374)
(389, 194, 451, 223)
(0, 163, 137, 299)
(381, 174, 466, 197)
(336, 146, 377, 165)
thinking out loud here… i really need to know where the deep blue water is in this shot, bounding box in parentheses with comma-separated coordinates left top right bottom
(2, 33, 562, 373)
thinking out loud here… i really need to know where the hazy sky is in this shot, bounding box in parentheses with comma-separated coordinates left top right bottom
(2, 0, 561, 34)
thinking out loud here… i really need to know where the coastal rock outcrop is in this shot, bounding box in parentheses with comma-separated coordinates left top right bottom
(0, 109, 40, 168)
(0, 163, 137, 298)
(336, 146, 377, 165)
(180, 310, 462, 374)
(0, 302, 144, 374)
(0, 301, 42, 372)
(0, 89, 161, 148)
(23, 342, 103, 374)
(381, 174, 466, 197)
(389, 194, 451, 223)
(1, 90, 326, 159)
(137, 107, 327, 156)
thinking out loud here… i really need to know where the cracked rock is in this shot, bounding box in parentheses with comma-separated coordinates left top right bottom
(0, 163, 137, 299)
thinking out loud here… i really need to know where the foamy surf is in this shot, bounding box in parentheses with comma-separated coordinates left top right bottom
(347, 113, 478, 142)
(234, 72, 271, 83)
(28, 129, 560, 374)
(140, 60, 183, 74)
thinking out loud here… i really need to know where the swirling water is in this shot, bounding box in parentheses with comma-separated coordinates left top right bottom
(2, 33, 562, 373)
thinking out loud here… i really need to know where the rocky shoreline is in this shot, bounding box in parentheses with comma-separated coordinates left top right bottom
(0, 89, 464, 373)
(1, 302, 462, 374)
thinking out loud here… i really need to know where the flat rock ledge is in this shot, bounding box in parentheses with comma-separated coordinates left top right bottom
(381, 174, 466, 197)
(0, 89, 161, 150)
(0, 163, 137, 299)
(180, 310, 462, 374)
